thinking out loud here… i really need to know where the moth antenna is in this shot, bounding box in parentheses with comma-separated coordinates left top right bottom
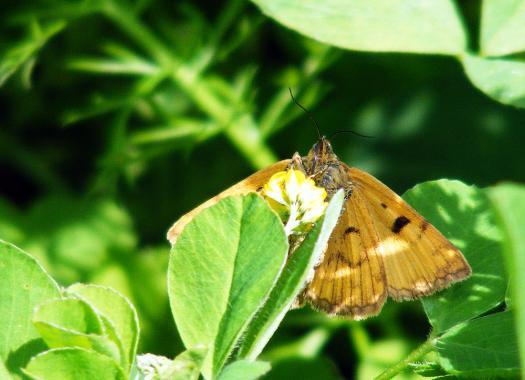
(329, 129, 375, 139)
(288, 87, 321, 139)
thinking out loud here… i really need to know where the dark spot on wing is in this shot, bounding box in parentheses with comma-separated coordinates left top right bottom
(256, 186, 263, 192)
(381, 203, 387, 209)
(421, 220, 429, 232)
(392, 216, 410, 233)
(345, 226, 359, 235)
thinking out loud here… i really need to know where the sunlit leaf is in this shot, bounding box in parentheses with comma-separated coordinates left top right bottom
(435, 311, 520, 378)
(168, 194, 288, 378)
(487, 183, 525, 374)
(481, 0, 525, 56)
(462, 54, 525, 108)
(250, 0, 466, 55)
(0, 241, 61, 377)
(67, 284, 140, 373)
(24, 348, 125, 380)
(238, 190, 344, 360)
(217, 360, 271, 380)
(33, 298, 121, 363)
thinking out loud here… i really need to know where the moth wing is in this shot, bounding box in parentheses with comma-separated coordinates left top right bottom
(167, 160, 290, 244)
(348, 167, 472, 300)
(303, 187, 388, 319)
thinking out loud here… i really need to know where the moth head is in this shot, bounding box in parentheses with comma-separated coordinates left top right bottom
(311, 136, 335, 158)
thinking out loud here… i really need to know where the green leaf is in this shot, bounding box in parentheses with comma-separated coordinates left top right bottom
(250, 0, 466, 55)
(168, 194, 288, 378)
(67, 284, 139, 374)
(487, 183, 525, 374)
(402, 180, 507, 332)
(435, 311, 520, 378)
(0, 240, 61, 376)
(0, 360, 12, 380)
(481, 0, 525, 56)
(23, 347, 126, 380)
(238, 190, 344, 360)
(0, 20, 66, 86)
(33, 298, 121, 364)
(217, 360, 271, 380)
(462, 54, 525, 108)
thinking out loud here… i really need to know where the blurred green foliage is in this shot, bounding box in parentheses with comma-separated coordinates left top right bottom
(1, 0, 525, 379)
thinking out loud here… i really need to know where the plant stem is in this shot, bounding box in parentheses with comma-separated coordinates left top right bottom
(374, 338, 434, 380)
(103, 2, 277, 169)
(348, 322, 370, 360)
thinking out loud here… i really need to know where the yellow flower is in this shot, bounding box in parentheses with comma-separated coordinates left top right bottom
(262, 169, 328, 236)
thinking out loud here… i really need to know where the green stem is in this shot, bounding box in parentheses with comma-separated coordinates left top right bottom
(102, 3, 176, 68)
(103, 2, 277, 169)
(348, 322, 370, 360)
(374, 338, 434, 380)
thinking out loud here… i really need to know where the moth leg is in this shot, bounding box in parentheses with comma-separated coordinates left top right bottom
(288, 152, 307, 173)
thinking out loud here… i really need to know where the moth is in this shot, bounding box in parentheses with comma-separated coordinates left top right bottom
(167, 136, 471, 319)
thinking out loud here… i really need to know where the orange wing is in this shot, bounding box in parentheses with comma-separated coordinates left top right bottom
(303, 166, 471, 319)
(303, 186, 388, 319)
(167, 160, 290, 244)
(348, 167, 471, 300)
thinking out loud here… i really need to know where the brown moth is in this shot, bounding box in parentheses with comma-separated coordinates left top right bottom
(167, 136, 471, 319)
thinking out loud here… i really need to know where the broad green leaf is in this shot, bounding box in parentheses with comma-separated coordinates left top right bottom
(238, 190, 344, 360)
(487, 183, 525, 374)
(217, 360, 271, 380)
(0, 20, 65, 86)
(435, 311, 520, 378)
(34, 298, 104, 334)
(0, 240, 61, 376)
(0, 360, 12, 380)
(33, 298, 121, 363)
(250, 0, 466, 55)
(481, 0, 525, 56)
(262, 357, 342, 380)
(168, 194, 288, 378)
(462, 54, 525, 108)
(23, 347, 125, 380)
(402, 180, 506, 332)
(67, 284, 139, 373)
